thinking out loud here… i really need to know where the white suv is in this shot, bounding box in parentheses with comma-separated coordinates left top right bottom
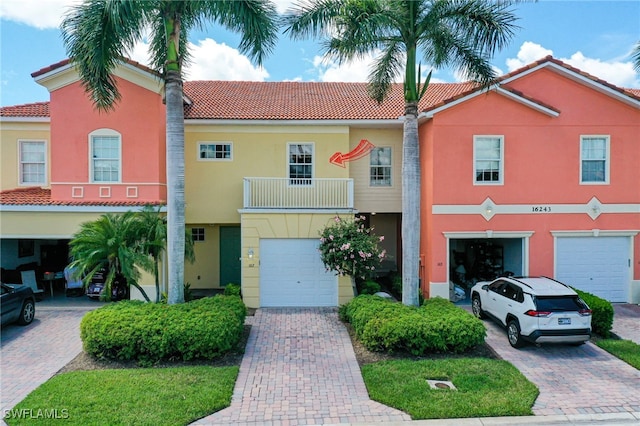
(470, 276, 592, 348)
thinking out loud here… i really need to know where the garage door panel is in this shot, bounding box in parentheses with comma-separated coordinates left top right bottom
(260, 239, 337, 307)
(556, 237, 629, 302)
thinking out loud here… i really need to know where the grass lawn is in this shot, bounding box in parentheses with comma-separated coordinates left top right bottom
(5, 366, 238, 426)
(595, 339, 640, 370)
(361, 357, 538, 419)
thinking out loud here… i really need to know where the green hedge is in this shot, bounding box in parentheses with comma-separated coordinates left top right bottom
(342, 295, 486, 355)
(573, 287, 614, 337)
(81, 296, 247, 365)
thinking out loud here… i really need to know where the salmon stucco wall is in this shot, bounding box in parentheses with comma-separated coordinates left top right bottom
(49, 76, 166, 203)
(421, 67, 640, 300)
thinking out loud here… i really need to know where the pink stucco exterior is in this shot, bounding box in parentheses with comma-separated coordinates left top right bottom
(420, 62, 640, 301)
(50, 75, 166, 203)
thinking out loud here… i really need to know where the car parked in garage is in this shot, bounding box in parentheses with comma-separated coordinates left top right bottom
(1, 283, 36, 326)
(86, 268, 128, 301)
(471, 276, 592, 348)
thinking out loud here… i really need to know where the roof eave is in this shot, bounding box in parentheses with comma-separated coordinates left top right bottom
(0, 116, 50, 123)
(501, 60, 640, 109)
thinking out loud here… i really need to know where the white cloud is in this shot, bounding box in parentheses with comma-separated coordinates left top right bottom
(506, 41, 554, 71)
(0, 0, 79, 29)
(313, 55, 371, 82)
(184, 39, 269, 81)
(562, 51, 638, 88)
(126, 38, 269, 82)
(506, 42, 639, 88)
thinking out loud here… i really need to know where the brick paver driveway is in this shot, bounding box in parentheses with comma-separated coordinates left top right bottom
(483, 312, 640, 416)
(1, 308, 89, 414)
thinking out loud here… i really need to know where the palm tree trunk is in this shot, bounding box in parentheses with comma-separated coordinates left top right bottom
(402, 101, 420, 306)
(165, 69, 186, 305)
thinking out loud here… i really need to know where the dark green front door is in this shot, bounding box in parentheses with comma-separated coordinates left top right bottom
(219, 226, 241, 287)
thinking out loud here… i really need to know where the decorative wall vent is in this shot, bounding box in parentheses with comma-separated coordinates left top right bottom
(71, 187, 84, 198)
(99, 186, 111, 198)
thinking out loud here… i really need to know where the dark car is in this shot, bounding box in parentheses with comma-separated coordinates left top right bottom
(86, 269, 128, 301)
(1, 283, 36, 326)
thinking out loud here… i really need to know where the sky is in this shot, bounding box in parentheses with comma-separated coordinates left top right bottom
(0, 0, 639, 107)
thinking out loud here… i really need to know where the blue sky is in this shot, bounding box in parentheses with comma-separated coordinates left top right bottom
(1, 0, 639, 107)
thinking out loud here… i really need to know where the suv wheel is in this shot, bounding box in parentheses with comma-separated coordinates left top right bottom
(507, 320, 525, 348)
(471, 295, 486, 319)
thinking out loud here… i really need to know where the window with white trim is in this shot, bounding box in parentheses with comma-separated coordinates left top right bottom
(19, 140, 46, 185)
(580, 136, 609, 184)
(191, 227, 205, 242)
(90, 129, 121, 183)
(474, 136, 504, 184)
(288, 143, 313, 185)
(370, 147, 392, 186)
(198, 142, 232, 160)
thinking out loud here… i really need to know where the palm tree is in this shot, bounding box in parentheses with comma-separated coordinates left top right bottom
(69, 212, 153, 302)
(61, 0, 279, 304)
(632, 42, 640, 72)
(133, 205, 195, 302)
(284, 0, 520, 306)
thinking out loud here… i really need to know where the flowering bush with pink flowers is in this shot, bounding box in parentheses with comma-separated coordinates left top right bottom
(319, 215, 385, 280)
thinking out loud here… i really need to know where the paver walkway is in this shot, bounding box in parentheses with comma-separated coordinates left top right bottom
(482, 318, 640, 417)
(192, 308, 411, 426)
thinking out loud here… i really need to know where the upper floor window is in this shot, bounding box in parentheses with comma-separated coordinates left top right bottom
(90, 129, 121, 183)
(199, 142, 232, 160)
(370, 147, 392, 186)
(288, 143, 313, 185)
(19, 140, 46, 185)
(474, 136, 504, 184)
(580, 136, 609, 184)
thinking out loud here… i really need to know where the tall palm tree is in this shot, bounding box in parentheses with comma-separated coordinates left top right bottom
(61, 0, 279, 304)
(632, 42, 640, 72)
(284, 0, 520, 306)
(69, 212, 153, 302)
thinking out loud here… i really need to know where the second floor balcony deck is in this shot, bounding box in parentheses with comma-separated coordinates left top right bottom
(243, 177, 354, 210)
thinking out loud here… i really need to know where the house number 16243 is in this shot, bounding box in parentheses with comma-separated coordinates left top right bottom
(531, 206, 551, 213)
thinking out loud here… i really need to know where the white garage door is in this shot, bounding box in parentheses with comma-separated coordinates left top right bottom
(260, 238, 338, 307)
(556, 236, 630, 302)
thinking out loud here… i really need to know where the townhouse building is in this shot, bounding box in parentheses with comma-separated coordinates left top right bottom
(1, 56, 638, 307)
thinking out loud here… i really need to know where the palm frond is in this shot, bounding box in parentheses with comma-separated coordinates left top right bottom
(60, 0, 152, 110)
(367, 41, 404, 103)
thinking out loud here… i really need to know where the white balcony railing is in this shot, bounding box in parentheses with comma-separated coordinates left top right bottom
(243, 177, 354, 209)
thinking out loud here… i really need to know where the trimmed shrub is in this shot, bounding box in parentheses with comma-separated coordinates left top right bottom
(358, 280, 381, 295)
(81, 295, 247, 365)
(224, 283, 242, 297)
(573, 287, 614, 337)
(342, 295, 486, 354)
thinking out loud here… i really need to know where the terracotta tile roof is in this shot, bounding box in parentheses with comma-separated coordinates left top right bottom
(2, 56, 637, 121)
(0, 187, 163, 207)
(0, 102, 50, 118)
(182, 81, 476, 120)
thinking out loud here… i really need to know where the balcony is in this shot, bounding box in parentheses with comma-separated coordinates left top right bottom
(243, 177, 354, 209)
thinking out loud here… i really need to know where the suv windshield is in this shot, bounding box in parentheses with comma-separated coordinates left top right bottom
(534, 296, 587, 312)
